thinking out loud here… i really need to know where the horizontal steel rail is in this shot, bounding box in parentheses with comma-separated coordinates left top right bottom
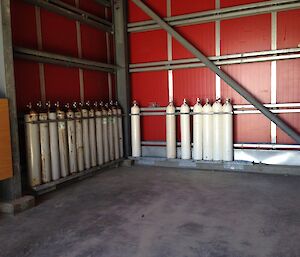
(136, 109, 300, 116)
(14, 47, 117, 73)
(24, 0, 113, 33)
(128, 0, 300, 32)
(140, 103, 300, 112)
(130, 48, 300, 72)
(94, 0, 111, 8)
(141, 141, 300, 149)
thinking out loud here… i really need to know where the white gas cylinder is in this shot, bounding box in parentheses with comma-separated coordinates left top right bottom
(180, 99, 191, 160)
(193, 98, 203, 161)
(166, 101, 176, 158)
(131, 101, 141, 157)
(212, 99, 223, 161)
(223, 98, 233, 161)
(203, 99, 213, 161)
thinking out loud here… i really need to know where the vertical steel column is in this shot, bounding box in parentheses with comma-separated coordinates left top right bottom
(114, 0, 131, 156)
(215, 0, 221, 99)
(105, 7, 113, 101)
(131, 0, 300, 144)
(167, 0, 173, 102)
(271, 12, 277, 143)
(0, 0, 22, 201)
(75, 0, 85, 102)
(35, 6, 46, 104)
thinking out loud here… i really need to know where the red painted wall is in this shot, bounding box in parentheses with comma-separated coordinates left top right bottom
(10, 0, 112, 112)
(128, 0, 300, 144)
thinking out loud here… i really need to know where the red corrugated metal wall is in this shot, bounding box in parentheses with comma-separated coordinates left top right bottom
(10, 0, 113, 112)
(128, 0, 300, 144)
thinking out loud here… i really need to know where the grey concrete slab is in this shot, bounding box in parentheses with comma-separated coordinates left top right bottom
(0, 166, 300, 257)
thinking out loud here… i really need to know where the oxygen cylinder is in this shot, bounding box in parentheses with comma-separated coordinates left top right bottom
(66, 103, 77, 173)
(47, 101, 60, 181)
(203, 99, 213, 160)
(180, 99, 191, 160)
(25, 103, 41, 187)
(166, 101, 176, 158)
(101, 102, 110, 163)
(88, 102, 97, 167)
(74, 102, 84, 171)
(82, 102, 91, 169)
(193, 98, 203, 161)
(95, 102, 104, 165)
(212, 99, 223, 161)
(107, 103, 114, 161)
(116, 101, 124, 158)
(131, 101, 141, 157)
(111, 101, 120, 160)
(56, 102, 69, 177)
(223, 98, 233, 161)
(37, 101, 51, 183)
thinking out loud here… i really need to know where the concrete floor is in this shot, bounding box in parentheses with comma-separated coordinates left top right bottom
(0, 166, 300, 257)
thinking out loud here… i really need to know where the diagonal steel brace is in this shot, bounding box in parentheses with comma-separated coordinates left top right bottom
(131, 0, 300, 144)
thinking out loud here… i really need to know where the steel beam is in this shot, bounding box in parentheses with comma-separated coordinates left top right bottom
(114, 0, 131, 157)
(131, 0, 300, 144)
(141, 141, 300, 150)
(0, 0, 22, 201)
(24, 0, 113, 33)
(94, 0, 111, 8)
(129, 0, 300, 32)
(14, 47, 117, 73)
(129, 48, 300, 72)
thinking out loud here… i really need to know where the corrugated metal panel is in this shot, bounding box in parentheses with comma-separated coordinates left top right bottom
(141, 116, 166, 141)
(277, 59, 300, 103)
(83, 70, 109, 102)
(172, 22, 215, 60)
(277, 10, 300, 104)
(44, 64, 81, 103)
(220, 14, 271, 143)
(173, 67, 216, 105)
(41, 10, 78, 57)
(14, 60, 41, 112)
(234, 114, 271, 143)
(221, 62, 271, 105)
(278, 9, 300, 49)
(171, 0, 215, 16)
(220, 0, 268, 8)
(131, 71, 168, 107)
(129, 30, 168, 63)
(221, 14, 271, 55)
(276, 113, 300, 144)
(111, 74, 116, 100)
(128, 0, 166, 23)
(10, 1, 37, 48)
(81, 25, 107, 62)
(79, 0, 106, 19)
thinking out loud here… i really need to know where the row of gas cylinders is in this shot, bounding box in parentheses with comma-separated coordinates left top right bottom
(131, 98, 233, 161)
(25, 100, 123, 187)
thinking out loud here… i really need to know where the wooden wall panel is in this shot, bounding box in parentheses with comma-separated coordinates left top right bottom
(0, 99, 13, 180)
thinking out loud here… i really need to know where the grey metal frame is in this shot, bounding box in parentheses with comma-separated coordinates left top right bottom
(14, 47, 117, 73)
(24, 0, 113, 33)
(0, 0, 22, 201)
(128, 0, 300, 32)
(131, 0, 300, 144)
(129, 48, 300, 72)
(113, 0, 131, 157)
